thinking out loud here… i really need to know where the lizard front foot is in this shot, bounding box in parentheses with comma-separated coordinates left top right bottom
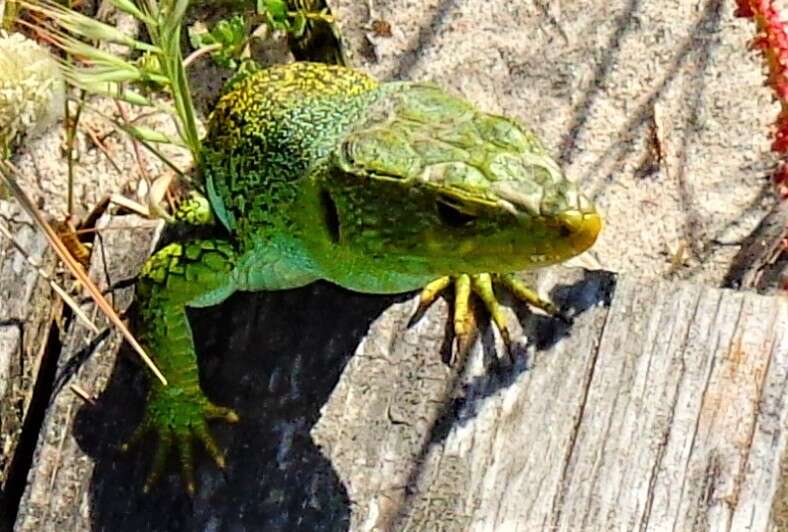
(122, 385, 239, 494)
(412, 273, 568, 364)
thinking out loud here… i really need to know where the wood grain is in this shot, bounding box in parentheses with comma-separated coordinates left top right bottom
(9, 220, 788, 530)
(315, 271, 788, 531)
(0, 201, 57, 501)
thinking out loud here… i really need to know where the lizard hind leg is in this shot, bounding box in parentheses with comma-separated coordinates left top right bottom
(126, 239, 241, 494)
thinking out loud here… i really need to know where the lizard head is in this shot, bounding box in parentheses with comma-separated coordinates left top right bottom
(307, 84, 601, 277)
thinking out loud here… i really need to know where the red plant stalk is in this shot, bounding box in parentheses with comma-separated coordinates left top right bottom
(736, 0, 788, 199)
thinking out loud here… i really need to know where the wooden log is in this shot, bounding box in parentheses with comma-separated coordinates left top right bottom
(10, 215, 788, 529)
(314, 270, 788, 531)
(0, 201, 57, 513)
(12, 214, 161, 531)
(722, 200, 788, 294)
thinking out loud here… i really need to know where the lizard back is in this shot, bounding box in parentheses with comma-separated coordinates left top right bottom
(201, 62, 381, 239)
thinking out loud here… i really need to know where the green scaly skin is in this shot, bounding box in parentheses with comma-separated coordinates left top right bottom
(132, 62, 601, 492)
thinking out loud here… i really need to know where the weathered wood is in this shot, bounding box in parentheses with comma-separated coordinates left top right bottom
(13, 214, 162, 531)
(722, 200, 788, 294)
(0, 201, 57, 503)
(10, 223, 788, 530)
(313, 270, 788, 531)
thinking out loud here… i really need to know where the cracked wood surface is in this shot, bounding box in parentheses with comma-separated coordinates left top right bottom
(12, 215, 162, 531)
(0, 201, 57, 500)
(314, 269, 788, 531)
(8, 214, 788, 530)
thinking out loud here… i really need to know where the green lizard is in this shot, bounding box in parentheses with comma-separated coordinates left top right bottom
(127, 61, 601, 493)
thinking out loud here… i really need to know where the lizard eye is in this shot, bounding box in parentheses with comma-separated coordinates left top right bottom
(436, 197, 477, 228)
(320, 189, 341, 243)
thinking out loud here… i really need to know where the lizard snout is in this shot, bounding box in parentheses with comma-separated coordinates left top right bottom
(557, 209, 602, 255)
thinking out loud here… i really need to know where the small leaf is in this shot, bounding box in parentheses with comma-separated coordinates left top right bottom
(260, 0, 288, 20)
(110, 0, 156, 25)
(126, 125, 179, 145)
(188, 15, 246, 69)
(259, 0, 291, 32)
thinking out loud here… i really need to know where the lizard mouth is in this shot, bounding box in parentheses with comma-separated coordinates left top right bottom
(558, 210, 602, 254)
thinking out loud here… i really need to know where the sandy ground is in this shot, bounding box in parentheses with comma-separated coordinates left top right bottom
(329, 0, 782, 286)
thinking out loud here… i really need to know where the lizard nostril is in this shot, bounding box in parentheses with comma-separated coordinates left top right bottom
(555, 210, 602, 254)
(564, 212, 602, 254)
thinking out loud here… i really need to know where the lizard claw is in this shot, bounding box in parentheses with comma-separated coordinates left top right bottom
(143, 428, 172, 493)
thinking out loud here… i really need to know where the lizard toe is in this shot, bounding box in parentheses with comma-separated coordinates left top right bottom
(130, 388, 235, 494)
(411, 271, 568, 365)
(143, 429, 173, 494)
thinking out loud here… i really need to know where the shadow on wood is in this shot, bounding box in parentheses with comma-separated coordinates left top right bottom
(71, 283, 410, 531)
(425, 270, 617, 452)
(65, 269, 605, 530)
(13, 214, 788, 531)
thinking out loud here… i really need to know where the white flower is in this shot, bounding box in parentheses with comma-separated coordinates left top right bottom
(0, 32, 65, 149)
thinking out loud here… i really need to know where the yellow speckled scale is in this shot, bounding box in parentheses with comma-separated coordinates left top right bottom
(207, 62, 378, 152)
